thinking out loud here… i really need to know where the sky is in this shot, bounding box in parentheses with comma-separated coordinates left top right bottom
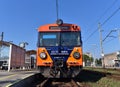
(0, 0, 120, 58)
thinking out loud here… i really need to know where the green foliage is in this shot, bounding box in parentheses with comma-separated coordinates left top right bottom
(83, 54, 93, 65)
(95, 58, 102, 65)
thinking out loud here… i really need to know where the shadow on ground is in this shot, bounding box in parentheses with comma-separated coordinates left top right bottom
(74, 69, 108, 82)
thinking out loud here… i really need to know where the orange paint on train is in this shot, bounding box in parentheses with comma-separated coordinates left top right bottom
(67, 47, 83, 66)
(38, 23, 80, 32)
(36, 48, 53, 66)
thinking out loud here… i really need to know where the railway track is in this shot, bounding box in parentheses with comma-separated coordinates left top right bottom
(36, 78, 81, 87)
(9, 68, 120, 87)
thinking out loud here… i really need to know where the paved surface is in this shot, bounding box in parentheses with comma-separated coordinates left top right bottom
(0, 70, 39, 87)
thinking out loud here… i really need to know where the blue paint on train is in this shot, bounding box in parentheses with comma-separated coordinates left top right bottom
(45, 46, 74, 61)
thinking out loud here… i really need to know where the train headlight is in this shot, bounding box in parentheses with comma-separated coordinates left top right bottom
(40, 52, 47, 59)
(73, 52, 80, 59)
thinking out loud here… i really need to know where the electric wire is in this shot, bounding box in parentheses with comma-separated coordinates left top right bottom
(101, 7, 120, 26)
(84, 0, 119, 43)
(104, 38, 116, 45)
(96, 0, 118, 23)
(84, 6, 120, 43)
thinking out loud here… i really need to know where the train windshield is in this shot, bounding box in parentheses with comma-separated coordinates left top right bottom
(39, 32, 60, 46)
(38, 32, 82, 46)
(61, 32, 81, 46)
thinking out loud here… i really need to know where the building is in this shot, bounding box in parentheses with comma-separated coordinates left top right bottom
(0, 41, 26, 71)
(0, 41, 37, 71)
(104, 51, 120, 67)
(0, 41, 38, 71)
(25, 50, 36, 69)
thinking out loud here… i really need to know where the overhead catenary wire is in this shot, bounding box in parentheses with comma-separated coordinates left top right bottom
(101, 7, 120, 26)
(104, 38, 116, 45)
(84, 0, 119, 43)
(84, 6, 120, 43)
(96, 0, 118, 23)
(102, 30, 117, 42)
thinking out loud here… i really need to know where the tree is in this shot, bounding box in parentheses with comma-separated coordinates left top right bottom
(95, 58, 102, 66)
(83, 54, 93, 66)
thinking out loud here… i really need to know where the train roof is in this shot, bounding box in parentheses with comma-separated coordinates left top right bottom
(38, 23, 81, 32)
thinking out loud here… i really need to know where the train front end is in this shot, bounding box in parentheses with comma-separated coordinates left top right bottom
(36, 20, 83, 78)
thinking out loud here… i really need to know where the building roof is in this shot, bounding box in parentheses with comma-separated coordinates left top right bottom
(0, 41, 36, 54)
(26, 50, 36, 55)
(0, 41, 25, 50)
(0, 41, 11, 46)
(104, 52, 117, 56)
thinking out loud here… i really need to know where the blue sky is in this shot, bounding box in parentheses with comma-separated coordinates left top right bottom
(0, 0, 120, 58)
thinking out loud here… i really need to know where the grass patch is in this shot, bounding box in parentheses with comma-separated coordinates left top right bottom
(84, 67, 120, 75)
(83, 77, 120, 87)
(81, 67, 120, 87)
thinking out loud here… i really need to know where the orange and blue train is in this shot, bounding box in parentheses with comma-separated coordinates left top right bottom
(36, 19, 83, 78)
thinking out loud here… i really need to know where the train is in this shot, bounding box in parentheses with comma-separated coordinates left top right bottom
(36, 19, 83, 78)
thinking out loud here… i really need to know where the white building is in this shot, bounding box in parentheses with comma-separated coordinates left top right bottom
(104, 51, 120, 67)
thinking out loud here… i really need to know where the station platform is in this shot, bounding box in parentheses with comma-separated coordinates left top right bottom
(0, 70, 39, 87)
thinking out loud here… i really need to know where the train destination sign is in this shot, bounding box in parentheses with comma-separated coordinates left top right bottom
(49, 26, 70, 30)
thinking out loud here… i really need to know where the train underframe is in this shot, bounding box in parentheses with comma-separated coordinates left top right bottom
(38, 61, 82, 78)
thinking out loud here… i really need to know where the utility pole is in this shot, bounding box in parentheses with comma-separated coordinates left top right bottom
(0, 32, 4, 41)
(0, 32, 4, 58)
(56, 0, 59, 20)
(117, 29, 120, 50)
(98, 23, 105, 68)
(91, 44, 97, 67)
